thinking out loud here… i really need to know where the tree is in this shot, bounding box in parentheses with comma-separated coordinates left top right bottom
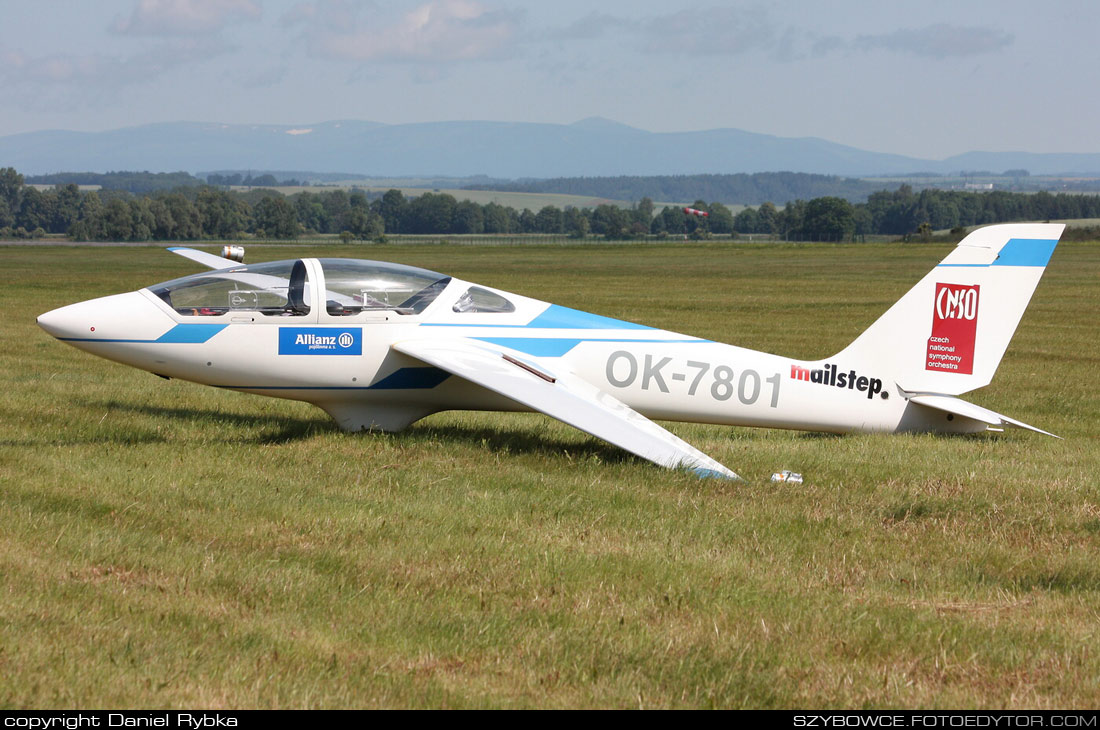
(658, 205, 685, 235)
(322, 190, 351, 232)
(101, 198, 134, 241)
(780, 199, 806, 240)
(52, 184, 82, 233)
(17, 186, 55, 231)
(649, 209, 666, 234)
(564, 207, 589, 238)
(348, 190, 369, 213)
(0, 167, 23, 213)
(146, 198, 176, 239)
(733, 207, 760, 234)
(129, 198, 156, 241)
(757, 202, 779, 234)
(917, 221, 933, 242)
(482, 202, 511, 233)
(517, 208, 537, 233)
(802, 197, 854, 242)
(162, 193, 201, 239)
(452, 200, 484, 234)
(73, 192, 105, 240)
(293, 192, 329, 233)
(589, 204, 629, 238)
(363, 213, 385, 240)
(633, 197, 654, 230)
(374, 189, 407, 233)
(406, 192, 456, 234)
(196, 187, 241, 238)
(252, 195, 299, 238)
(345, 207, 384, 240)
(534, 205, 563, 234)
(707, 201, 735, 234)
(852, 205, 873, 242)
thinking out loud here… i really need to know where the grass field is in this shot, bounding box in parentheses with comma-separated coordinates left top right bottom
(1, 239, 1098, 709)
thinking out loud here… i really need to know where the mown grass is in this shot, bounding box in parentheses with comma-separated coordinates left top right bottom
(1, 240, 1098, 709)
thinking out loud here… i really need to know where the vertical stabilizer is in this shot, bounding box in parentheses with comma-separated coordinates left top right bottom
(836, 223, 1063, 396)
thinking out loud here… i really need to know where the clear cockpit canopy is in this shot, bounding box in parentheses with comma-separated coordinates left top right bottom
(150, 260, 312, 316)
(319, 259, 450, 316)
(148, 258, 452, 317)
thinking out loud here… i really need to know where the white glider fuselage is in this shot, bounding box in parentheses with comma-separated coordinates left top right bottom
(38, 224, 1065, 479)
(38, 276, 920, 433)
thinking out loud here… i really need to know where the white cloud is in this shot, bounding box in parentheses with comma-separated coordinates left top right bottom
(541, 12, 633, 42)
(532, 8, 1014, 63)
(1, 39, 231, 89)
(854, 24, 1014, 58)
(640, 6, 778, 57)
(113, 0, 261, 36)
(294, 0, 521, 63)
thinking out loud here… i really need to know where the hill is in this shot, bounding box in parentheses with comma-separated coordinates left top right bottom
(5, 118, 1100, 178)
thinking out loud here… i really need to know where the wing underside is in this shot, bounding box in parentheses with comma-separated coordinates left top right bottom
(393, 338, 740, 479)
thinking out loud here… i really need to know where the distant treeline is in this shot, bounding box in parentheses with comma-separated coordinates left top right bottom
(732, 185, 1100, 240)
(26, 170, 310, 192)
(205, 173, 305, 187)
(3, 168, 1100, 243)
(25, 171, 203, 194)
(467, 172, 889, 205)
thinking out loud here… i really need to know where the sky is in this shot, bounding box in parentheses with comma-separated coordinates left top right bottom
(2, 0, 1098, 160)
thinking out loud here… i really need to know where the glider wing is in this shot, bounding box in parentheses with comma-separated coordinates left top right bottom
(393, 338, 740, 479)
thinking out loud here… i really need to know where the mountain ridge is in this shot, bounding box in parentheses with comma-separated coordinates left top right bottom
(3, 118, 1099, 178)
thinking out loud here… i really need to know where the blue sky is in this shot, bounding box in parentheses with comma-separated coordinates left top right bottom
(2, 0, 1097, 159)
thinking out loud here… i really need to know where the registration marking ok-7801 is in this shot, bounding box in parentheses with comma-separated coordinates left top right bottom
(604, 350, 782, 407)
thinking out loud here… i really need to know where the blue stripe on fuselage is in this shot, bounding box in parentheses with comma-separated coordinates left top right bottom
(213, 367, 450, 391)
(59, 323, 227, 344)
(472, 336, 708, 357)
(524, 304, 653, 330)
(421, 303, 654, 330)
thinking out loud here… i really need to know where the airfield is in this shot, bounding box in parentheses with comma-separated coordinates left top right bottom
(2, 238, 1098, 708)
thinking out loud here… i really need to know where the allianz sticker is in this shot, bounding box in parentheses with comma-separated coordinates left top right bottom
(278, 327, 362, 355)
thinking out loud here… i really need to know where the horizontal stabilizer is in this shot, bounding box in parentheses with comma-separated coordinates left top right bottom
(905, 392, 1059, 438)
(394, 338, 740, 479)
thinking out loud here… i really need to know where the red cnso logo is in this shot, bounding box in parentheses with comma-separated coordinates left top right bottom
(935, 285, 979, 321)
(926, 283, 979, 374)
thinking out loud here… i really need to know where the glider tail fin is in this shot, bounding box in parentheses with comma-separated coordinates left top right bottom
(835, 223, 1064, 396)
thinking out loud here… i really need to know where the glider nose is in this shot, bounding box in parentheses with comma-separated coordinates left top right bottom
(38, 291, 174, 343)
(37, 302, 92, 340)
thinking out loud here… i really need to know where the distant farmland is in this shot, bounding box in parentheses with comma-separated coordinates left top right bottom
(232, 183, 710, 213)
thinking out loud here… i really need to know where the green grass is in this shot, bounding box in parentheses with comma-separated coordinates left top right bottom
(1, 240, 1098, 709)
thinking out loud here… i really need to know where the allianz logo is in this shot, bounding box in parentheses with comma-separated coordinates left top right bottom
(294, 332, 355, 349)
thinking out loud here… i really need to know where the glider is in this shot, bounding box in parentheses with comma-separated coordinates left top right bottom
(37, 223, 1064, 479)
